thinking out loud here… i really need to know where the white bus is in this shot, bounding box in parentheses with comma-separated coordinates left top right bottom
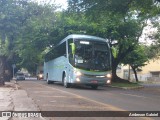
(44, 34, 112, 89)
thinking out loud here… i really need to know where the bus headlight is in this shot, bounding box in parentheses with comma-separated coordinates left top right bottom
(75, 71, 82, 76)
(106, 74, 112, 78)
(76, 78, 81, 82)
(106, 80, 111, 84)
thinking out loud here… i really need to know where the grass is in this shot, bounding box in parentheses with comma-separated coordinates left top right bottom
(111, 82, 142, 88)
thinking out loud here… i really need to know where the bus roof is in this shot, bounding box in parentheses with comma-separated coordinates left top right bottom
(58, 34, 107, 45)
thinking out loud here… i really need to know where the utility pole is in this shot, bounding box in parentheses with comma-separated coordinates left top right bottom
(128, 65, 130, 81)
(12, 64, 16, 79)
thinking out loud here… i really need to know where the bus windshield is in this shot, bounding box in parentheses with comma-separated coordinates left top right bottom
(69, 39, 111, 71)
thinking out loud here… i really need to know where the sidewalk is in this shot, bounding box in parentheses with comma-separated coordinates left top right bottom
(0, 80, 45, 120)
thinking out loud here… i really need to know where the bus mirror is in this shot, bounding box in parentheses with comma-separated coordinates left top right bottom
(70, 43, 76, 54)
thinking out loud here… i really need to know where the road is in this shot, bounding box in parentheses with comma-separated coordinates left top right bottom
(16, 79, 160, 120)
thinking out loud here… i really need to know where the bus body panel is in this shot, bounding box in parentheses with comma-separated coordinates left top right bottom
(44, 56, 67, 82)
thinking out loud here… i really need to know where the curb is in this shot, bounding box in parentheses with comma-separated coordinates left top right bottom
(108, 85, 144, 90)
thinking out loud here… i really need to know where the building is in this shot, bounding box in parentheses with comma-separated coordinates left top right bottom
(117, 59, 160, 82)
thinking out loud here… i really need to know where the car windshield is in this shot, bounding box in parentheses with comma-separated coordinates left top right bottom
(17, 73, 24, 76)
(69, 39, 111, 71)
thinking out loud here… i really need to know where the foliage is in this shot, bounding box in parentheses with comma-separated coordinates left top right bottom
(0, 0, 27, 83)
(150, 19, 160, 59)
(74, 0, 160, 82)
(122, 44, 149, 82)
(122, 45, 149, 69)
(15, 3, 58, 73)
(0, 0, 23, 55)
(0, 0, 59, 76)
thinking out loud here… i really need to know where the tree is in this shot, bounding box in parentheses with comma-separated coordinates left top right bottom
(72, 0, 160, 82)
(0, 0, 25, 85)
(14, 2, 59, 74)
(0, 0, 58, 84)
(122, 45, 149, 82)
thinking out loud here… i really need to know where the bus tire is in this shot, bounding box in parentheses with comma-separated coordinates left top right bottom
(63, 73, 70, 88)
(46, 74, 52, 84)
(91, 85, 98, 89)
(47, 79, 52, 84)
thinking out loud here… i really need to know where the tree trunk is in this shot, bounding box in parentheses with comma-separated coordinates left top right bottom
(111, 59, 119, 82)
(0, 56, 5, 85)
(111, 57, 130, 83)
(131, 65, 139, 82)
(111, 46, 134, 83)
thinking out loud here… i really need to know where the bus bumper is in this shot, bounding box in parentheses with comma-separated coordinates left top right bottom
(72, 76, 111, 86)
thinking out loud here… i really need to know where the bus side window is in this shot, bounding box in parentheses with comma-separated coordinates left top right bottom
(56, 41, 66, 57)
(45, 42, 67, 62)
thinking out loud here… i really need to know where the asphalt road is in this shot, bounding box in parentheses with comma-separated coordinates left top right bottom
(16, 79, 160, 120)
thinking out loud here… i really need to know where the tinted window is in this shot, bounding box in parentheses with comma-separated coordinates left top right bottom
(45, 42, 66, 62)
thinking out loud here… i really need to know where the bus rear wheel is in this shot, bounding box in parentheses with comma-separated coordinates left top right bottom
(63, 74, 71, 88)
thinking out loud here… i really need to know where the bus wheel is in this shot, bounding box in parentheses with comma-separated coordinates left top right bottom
(46, 74, 52, 84)
(63, 74, 70, 88)
(47, 78, 51, 84)
(91, 85, 98, 89)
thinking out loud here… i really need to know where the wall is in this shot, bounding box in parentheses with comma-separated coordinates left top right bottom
(117, 59, 160, 82)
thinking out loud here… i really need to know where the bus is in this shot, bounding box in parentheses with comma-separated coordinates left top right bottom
(44, 34, 112, 89)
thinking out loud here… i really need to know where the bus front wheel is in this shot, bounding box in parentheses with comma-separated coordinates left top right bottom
(46, 74, 52, 84)
(63, 74, 71, 88)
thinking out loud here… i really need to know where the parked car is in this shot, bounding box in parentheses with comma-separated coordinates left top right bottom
(16, 73, 25, 80)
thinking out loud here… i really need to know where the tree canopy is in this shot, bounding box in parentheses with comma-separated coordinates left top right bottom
(73, 0, 160, 82)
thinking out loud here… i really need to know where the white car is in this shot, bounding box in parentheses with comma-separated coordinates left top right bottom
(16, 73, 25, 80)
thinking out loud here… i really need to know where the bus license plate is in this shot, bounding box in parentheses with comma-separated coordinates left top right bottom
(91, 80, 98, 83)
